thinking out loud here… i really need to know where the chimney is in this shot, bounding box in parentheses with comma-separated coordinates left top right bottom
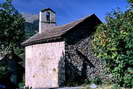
(39, 8, 56, 33)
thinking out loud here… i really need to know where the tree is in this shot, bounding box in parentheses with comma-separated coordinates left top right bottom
(0, 0, 25, 54)
(0, 0, 25, 88)
(92, 3, 133, 88)
(128, 0, 133, 5)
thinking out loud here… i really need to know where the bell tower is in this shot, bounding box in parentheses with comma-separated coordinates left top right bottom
(39, 8, 56, 33)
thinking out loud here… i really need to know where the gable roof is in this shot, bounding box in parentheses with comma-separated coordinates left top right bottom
(22, 14, 101, 46)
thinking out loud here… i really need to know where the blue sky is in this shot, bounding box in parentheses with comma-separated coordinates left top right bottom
(0, 0, 129, 25)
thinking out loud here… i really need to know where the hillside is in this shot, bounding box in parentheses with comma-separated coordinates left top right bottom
(22, 13, 39, 39)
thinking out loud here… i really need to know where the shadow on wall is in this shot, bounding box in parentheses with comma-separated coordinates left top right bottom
(58, 51, 84, 87)
(58, 53, 65, 87)
(58, 51, 86, 87)
(58, 52, 94, 87)
(64, 50, 96, 87)
(59, 47, 96, 87)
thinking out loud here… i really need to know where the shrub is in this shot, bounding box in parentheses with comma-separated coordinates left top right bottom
(91, 77, 102, 85)
(92, 8, 133, 88)
(110, 84, 121, 89)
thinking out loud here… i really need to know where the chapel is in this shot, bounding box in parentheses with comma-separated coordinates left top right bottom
(22, 8, 103, 88)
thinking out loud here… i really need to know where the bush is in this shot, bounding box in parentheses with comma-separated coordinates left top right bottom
(18, 81, 25, 88)
(110, 84, 121, 89)
(92, 8, 133, 88)
(91, 77, 102, 85)
(84, 77, 102, 85)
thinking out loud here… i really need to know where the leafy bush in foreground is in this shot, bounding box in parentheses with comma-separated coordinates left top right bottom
(92, 8, 133, 88)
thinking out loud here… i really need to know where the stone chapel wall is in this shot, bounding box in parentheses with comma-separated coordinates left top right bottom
(64, 17, 104, 85)
(25, 41, 65, 88)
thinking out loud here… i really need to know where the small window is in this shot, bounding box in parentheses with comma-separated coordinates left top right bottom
(46, 12, 50, 22)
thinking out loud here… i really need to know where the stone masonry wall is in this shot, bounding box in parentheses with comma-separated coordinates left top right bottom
(65, 36, 104, 81)
(25, 41, 65, 88)
(64, 17, 104, 85)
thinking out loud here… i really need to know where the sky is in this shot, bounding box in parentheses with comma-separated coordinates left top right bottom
(0, 0, 129, 25)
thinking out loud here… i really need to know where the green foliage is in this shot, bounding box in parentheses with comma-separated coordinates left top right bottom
(91, 77, 102, 85)
(92, 8, 133, 88)
(110, 84, 121, 89)
(84, 77, 102, 85)
(0, 63, 8, 79)
(0, 0, 25, 54)
(128, 0, 133, 5)
(0, 0, 25, 88)
(18, 81, 25, 88)
(84, 79, 91, 84)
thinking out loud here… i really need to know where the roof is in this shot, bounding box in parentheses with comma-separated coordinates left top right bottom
(22, 14, 101, 46)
